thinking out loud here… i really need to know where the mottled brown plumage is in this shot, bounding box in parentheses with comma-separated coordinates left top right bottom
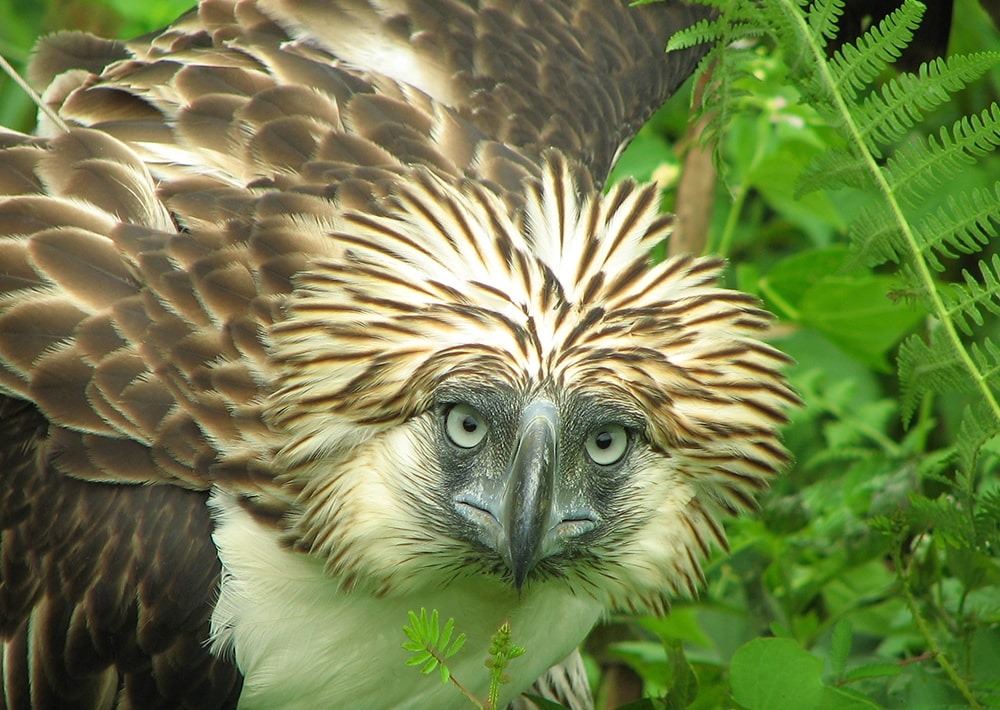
(0, 2, 797, 708)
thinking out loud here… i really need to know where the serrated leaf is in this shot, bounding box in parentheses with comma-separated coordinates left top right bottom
(885, 103, 1000, 200)
(665, 17, 723, 52)
(827, 1, 923, 101)
(842, 663, 904, 682)
(958, 399, 1000, 474)
(854, 53, 1000, 155)
(897, 332, 970, 425)
(806, 0, 845, 45)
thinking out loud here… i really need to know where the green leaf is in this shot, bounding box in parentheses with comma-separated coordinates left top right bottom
(429, 608, 440, 646)
(842, 663, 903, 682)
(730, 638, 826, 708)
(797, 275, 926, 369)
(830, 620, 853, 679)
(446, 633, 466, 658)
(405, 651, 432, 667)
(826, 1, 924, 101)
(420, 657, 439, 675)
(663, 639, 699, 709)
(730, 638, 878, 709)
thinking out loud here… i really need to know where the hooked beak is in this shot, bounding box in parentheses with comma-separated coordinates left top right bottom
(500, 401, 558, 589)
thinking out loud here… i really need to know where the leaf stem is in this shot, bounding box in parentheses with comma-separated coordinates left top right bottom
(892, 536, 983, 709)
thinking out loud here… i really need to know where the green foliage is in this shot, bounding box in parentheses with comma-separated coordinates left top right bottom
(3, 0, 1000, 708)
(605, 0, 1000, 708)
(402, 609, 525, 709)
(402, 608, 467, 685)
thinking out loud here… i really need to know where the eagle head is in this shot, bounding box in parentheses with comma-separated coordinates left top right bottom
(262, 155, 798, 614)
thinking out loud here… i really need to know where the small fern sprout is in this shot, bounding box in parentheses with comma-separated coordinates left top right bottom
(402, 609, 474, 704)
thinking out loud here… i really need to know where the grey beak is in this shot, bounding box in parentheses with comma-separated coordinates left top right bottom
(501, 401, 558, 589)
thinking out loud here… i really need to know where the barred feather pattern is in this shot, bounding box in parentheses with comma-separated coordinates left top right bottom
(264, 155, 799, 612)
(0, 0, 797, 705)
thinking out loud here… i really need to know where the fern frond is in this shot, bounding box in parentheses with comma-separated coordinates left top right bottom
(958, 399, 1000, 475)
(796, 145, 873, 194)
(854, 53, 1000, 157)
(685, 0, 1000, 468)
(897, 332, 971, 425)
(941, 254, 1000, 337)
(848, 200, 906, 268)
(824, 1, 924, 102)
(664, 17, 735, 52)
(886, 103, 1000, 201)
(915, 184, 1000, 272)
(970, 340, 1000, 384)
(805, 0, 845, 47)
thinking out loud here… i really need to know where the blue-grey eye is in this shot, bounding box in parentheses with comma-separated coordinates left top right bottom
(585, 424, 628, 465)
(445, 404, 487, 448)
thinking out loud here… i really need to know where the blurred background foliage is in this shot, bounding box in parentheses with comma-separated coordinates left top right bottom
(1, 0, 998, 708)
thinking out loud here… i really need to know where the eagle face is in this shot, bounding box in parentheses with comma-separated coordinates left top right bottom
(0, 1, 797, 706)
(426, 381, 642, 588)
(264, 163, 797, 616)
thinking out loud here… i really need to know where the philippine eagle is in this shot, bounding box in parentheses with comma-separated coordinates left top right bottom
(0, 1, 798, 707)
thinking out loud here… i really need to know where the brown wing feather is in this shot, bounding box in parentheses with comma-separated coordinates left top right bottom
(32, 0, 708, 191)
(1, 2, 711, 706)
(259, 0, 710, 184)
(0, 395, 242, 708)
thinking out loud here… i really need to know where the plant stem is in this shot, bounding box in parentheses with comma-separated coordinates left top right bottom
(715, 182, 748, 257)
(893, 539, 983, 709)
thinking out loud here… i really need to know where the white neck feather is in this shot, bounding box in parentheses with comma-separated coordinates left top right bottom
(208, 491, 603, 709)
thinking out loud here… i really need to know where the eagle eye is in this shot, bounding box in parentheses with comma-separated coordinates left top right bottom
(585, 424, 629, 466)
(445, 404, 488, 449)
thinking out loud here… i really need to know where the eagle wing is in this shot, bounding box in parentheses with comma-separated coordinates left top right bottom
(0, 1, 709, 706)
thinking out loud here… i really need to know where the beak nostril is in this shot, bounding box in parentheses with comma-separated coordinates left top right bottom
(455, 498, 500, 530)
(554, 517, 597, 540)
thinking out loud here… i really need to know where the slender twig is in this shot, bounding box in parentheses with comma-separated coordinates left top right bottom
(893, 536, 983, 709)
(0, 54, 70, 133)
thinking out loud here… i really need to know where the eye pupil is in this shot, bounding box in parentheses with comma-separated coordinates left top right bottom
(585, 424, 628, 466)
(445, 404, 488, 449)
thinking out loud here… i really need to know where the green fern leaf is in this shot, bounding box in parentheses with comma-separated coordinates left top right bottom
(971, 340, 1000, 384)
(940, 254, 1000, 336)
(897, 332, 971, 425)
(825, 1, 923, 101)
(797, 144, 874, 195)
(915, 184, 1000, 272)
(664, 18, 726, 52)
(958, 398, 1000, 475)
(805, 0, 845, 47)
(886, 103, 1000, 201)
(848, 199, 908, 268)
(854, 53, 1000, 156)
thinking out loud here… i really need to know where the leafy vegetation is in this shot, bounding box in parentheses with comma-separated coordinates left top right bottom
(1, 0, 998, 707)
(609, 0, 1000, 708)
